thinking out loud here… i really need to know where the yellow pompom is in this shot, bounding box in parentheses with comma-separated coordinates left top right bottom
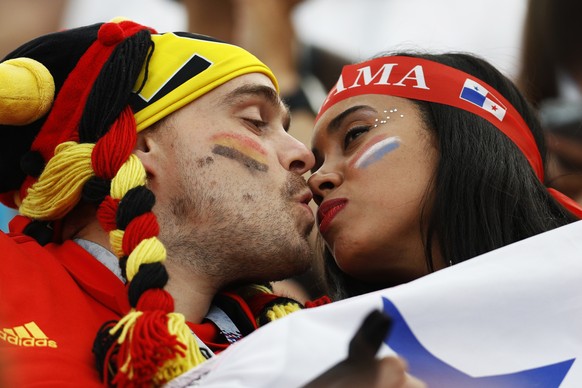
(0, 58, 55, 125)
(265, 302, 302, 322)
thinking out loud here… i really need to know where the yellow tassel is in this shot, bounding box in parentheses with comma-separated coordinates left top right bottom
(110, 309, 143, 344)
(20, 141, 94, 220)
(265, 302, 301, 322)
(248, 284, 273, 295)
(109, 310, 143, 381)
(125, 236, 166, 281)
(154, 313, 207, 385)
(110, 154, 146, 200)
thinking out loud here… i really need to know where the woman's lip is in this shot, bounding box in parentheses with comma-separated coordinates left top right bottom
(317, 198, 348, 233)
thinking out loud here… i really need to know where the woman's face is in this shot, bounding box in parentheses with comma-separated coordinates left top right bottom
(308, 95, 441, 285)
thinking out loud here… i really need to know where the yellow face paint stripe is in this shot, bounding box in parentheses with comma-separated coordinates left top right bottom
(211, 133, 268, 166)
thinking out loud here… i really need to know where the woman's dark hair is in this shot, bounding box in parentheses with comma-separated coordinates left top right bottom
(323, 52, 578, 300)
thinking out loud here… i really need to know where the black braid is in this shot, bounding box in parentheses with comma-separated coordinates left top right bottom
(127, 262, 169, 307)
(78, 29, 152, 143)
(119, 256, 128, 280)
(116, 186, 156, 230)
(82, 176, 112, 204)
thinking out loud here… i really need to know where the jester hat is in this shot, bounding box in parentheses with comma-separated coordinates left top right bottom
(0, 20, 278, 386)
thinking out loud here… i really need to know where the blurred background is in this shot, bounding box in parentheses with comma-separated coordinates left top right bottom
(3, 0, 581, 233)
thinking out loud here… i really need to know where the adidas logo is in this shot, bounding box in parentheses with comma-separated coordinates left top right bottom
(0, 321, 57, 348)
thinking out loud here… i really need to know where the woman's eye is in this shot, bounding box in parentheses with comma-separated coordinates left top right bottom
(344, 126, 370, 149)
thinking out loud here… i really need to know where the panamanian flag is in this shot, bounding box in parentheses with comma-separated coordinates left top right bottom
(168, 220, 582, 388)
(460, 78, 507, 121)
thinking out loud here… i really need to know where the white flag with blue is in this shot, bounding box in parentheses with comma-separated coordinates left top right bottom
(460, 79, 507, 121)
(167, 220, 582, 388)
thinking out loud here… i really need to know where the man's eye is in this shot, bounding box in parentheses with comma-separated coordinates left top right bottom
(244, 118, 268, 132)
(344, 126, 370, 149)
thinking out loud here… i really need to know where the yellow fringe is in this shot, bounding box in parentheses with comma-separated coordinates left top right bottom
(109, 310, 207, 386)
(248, 284, 273, 295)
(110, 154, 147, 200)
(109, 309, 142, 380)
(110, 309, 143, 344)
(265, 302, 302, 323)
(125, 236, 166, 281)
(20, 141, 94, 220)
(154, 313, 207, 385)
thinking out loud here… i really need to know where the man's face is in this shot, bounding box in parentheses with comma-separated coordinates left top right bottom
(146, 73, 315, 286)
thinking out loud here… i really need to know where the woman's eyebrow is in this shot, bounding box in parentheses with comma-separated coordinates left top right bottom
(327, 105, 377, 134)
(221, 84, 291, 130)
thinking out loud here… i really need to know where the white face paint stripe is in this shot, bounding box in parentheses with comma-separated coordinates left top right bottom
(354, 136, 401, 169)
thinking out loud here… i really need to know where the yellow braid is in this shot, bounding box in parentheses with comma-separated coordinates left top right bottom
(110, 154, 146, 200)
(20, 141, 94, 220)
(125, 236, 167, 281)
(109, 229, 125, 258)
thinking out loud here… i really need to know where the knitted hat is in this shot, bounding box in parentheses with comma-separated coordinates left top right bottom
(0, 19, 277, 386)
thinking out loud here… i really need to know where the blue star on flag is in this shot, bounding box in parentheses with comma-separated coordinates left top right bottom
(382, 297, 574, 387)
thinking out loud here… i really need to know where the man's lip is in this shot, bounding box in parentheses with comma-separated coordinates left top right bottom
(317, 198, 348, 233)
(298, 191, 313, 205)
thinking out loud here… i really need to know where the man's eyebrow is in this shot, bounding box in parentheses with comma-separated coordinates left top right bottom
(327, 105, 377, 133)
(221, 84, 291, 130)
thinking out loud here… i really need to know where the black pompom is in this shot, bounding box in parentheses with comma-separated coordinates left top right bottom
(23, 220, 54, 246)
(127, 262, 169, 307)
(19, 151, 45, 178)
(82, 176, 111, 204)
(116, 186, 155, 230)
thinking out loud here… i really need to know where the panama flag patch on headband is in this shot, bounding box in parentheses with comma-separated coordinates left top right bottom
(459, 79, 506, 121)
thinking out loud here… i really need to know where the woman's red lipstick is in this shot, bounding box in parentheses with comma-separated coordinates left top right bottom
(317, 198, 348, 234)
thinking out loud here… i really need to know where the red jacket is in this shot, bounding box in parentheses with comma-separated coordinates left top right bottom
(0, 232, 264, 387)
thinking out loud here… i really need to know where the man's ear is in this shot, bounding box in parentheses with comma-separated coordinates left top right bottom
(134, 130, 160, 178)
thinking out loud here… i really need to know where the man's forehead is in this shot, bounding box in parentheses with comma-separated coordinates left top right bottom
(219, 73, 279, 99)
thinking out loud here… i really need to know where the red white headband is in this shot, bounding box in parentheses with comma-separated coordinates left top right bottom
(316, 56, 582, 218)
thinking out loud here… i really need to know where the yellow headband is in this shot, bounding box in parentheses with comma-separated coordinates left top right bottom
(131, 32, 278, 131)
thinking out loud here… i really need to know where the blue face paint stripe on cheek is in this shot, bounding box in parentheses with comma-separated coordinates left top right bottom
(354, 136, 401, 169)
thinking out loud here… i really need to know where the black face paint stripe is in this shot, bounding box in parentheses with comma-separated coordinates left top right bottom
(212, 144, 268, 172)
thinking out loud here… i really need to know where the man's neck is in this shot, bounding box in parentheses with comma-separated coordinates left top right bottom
(63, 205, 217, 324)
(163, 259, 219, 323)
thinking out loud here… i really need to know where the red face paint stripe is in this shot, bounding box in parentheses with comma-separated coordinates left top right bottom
(211, 133, 268, 165)
(348, 135, 388, 169)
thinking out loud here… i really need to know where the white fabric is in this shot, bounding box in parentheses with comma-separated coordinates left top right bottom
(167, 220, 582, 387)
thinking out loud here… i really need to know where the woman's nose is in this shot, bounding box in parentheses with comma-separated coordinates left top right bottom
(307, 168, 343, 206)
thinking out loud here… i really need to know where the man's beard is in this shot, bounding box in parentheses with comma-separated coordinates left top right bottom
(156, 170, 314, 284)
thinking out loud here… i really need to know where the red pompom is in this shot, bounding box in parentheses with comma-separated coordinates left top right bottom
(98, 23, 125, 46)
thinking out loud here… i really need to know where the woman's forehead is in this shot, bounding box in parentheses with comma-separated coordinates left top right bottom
(315, 95, 414, 130)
